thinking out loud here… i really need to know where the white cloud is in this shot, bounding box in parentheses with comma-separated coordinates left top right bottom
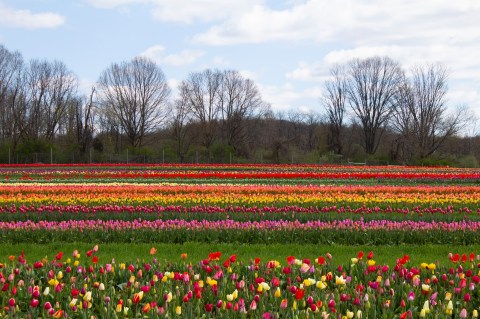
(85, 0, 480, 116)
(163, 50, 204, 67)
(167, 78, 180, 90)
(257, 82, 300, 112)
(140, 45, 204, 67)
(88, 0, 263, 24)
(286, 61, 329, 82)
(151, 0, 263, 24)
(285, 43, 480, 115)
(0, 3, 65, 29)
(194, 0, 480, 46)
(287, 42, 480, 89)
(257, 82, 322, 112)
(239, 70, 258, 82)
(86, 0, 146, 9)
(78, 78, 96, 95)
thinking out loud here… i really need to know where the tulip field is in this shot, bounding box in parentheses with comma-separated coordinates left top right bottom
(1, 164, 480, 318)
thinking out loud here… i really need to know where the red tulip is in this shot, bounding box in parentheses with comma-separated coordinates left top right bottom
(295, 289, 305, 300)
(205, 303, 213, 312)
(30, 298, 39, 308)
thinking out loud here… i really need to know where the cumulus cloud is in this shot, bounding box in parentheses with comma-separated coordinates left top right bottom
(286, 61, 330, 82)
(88, 0, 263, 23)
(239, 70, 259, 82)
(151, 0, 263, 24)
(86, 0, 480, 114)
(140, 45, 204, 67)
(86, 0, 146, 9)
(257, 82, 323, 112)
(0, 3, 65, 29)
(194, 0, 480, 46)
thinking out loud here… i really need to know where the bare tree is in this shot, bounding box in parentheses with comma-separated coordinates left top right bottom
(346, 56, 404, 154)
(322, 65, 347, 154)
(97, 57, 170, 147)
(75, 87, 96, 157)
(301, 111, 321, 152)
(0, 45, 25, 143)
(219, 70, 264, 154)
(180, 69, 223, 161)
(171, 85, 194, 163)
(390, 80, 416, 162)
(392, 64, 467, 160)
(24, 59, 78, 141)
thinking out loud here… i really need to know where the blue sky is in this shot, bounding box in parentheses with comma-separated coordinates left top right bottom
(1, 0, 479, 128)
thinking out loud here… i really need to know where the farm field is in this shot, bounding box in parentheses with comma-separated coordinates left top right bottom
(0, 164, 479, 318)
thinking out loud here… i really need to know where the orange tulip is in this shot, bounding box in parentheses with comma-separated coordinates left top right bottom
(53, 310, 63, 319)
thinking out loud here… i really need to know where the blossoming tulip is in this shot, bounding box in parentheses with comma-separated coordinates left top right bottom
(175, 306, 182, 315)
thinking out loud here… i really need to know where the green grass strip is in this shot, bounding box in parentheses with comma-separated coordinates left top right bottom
(0, 243, 478, 266)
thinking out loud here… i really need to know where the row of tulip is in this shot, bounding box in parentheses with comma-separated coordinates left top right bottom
(1, 164, 479, 181)
(1, 183, 480, 208)
(3, 218, 480, 231)
(3, 183, 480, 195)
(1, 219, 479, 245)
(0, 204, 477, 224)
(1, 246, 480, 318)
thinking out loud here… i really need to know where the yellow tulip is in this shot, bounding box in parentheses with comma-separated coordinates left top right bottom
(336, 276, 346, 285)
(48, 279, 59, 286)
(274, 287, 281, 298)
(69, 298, 77, 308)
(316, 281, 327, 289)
(446, 300, 453, 315)
(175, 306, 182, 315)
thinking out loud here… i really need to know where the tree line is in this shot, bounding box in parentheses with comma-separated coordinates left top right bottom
(0, 44, 478, 166)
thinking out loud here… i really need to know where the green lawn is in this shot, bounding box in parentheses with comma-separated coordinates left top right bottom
(1, 242, 477, 266)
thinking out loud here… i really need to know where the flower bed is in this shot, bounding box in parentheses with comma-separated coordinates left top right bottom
(0, 247, 479, 318)
(1, 164, 480, 316)
(0, 165, 479, 245)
